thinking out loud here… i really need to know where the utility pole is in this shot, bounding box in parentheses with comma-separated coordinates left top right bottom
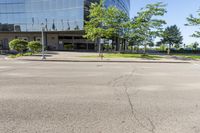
(41, 23, 46, 60)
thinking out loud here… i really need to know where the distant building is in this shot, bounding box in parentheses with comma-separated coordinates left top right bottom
(0, 0, 130, 51)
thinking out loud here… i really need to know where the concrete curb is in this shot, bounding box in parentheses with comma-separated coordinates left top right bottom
(18, 59, 191, 64)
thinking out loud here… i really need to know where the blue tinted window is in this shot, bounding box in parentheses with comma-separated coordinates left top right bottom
(0, 0, 84, 31)
(104, 0, 130, 16)
(0, 0, 130, 32)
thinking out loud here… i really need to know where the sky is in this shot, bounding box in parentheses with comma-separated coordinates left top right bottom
(130, 0, 200, 45)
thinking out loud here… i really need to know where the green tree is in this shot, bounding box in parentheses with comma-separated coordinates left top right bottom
(9, 39, 28, 54)
(129, 33, 145, 53)
(104, 6, 130, 51)
(28, 41, 42, 53)
(186, 9, 200, 38)
(130, 2, 167, 54)
(192, 42, 199, 50)
(160, 25, 183, 54)
(84, 0, 130, 52)
(84, 0, 106, 54)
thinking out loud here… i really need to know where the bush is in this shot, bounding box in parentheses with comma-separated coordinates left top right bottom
(8, 53, 23, 58)
(27, 41, 42, 53)
(64, 44, 73, 50)
(103, 44, 112, 51)
(9, 39, 28, 54)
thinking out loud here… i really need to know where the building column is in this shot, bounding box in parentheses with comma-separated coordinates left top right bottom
(72, 36, 75, 50)
(86, 43, 89, 51)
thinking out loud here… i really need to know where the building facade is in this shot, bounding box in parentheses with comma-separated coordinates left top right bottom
(0, 0, 130, 51)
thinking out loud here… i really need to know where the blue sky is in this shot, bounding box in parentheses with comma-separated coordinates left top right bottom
(130, 0, 200, 45)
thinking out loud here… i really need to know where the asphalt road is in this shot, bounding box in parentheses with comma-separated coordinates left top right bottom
(0, 55, 5, 59)
(0, 60, 200, 133)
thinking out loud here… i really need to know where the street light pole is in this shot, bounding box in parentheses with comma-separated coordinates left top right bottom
(41, 23, 46, 60)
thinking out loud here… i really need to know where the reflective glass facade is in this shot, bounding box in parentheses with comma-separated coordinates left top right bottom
(0, 0, 130, 32)
(104, 0, 130, 16)
(0, 0, 84, 32)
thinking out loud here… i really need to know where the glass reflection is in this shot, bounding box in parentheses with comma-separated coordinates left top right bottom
(0, 0, 84, 31)
(0, 0, 130, 32)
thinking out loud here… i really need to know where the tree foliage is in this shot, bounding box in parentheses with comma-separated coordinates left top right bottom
(159, 25, 183, 54)
(186, 9, 200, 38)
(84, 0, 129, 47)
(84, 1, 168, 53)
(28, 41, 42, 53)
(9, 39, 28, 53)
(191, 42, 199, 50)
(129, 2, 167, 53)
(104, 6, 130, 39)
(84, 0, 106, 41)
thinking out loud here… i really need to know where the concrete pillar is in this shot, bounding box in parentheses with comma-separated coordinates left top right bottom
(72, 36, 75, 50)
(86, 43, 89, 51)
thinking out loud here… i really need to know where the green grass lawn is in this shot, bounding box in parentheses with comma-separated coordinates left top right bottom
(173, 54, 200, 60)
(81, 53, 163, 59)
(8, 52, 33, 58)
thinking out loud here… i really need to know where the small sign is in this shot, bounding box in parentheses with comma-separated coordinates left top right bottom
(59, 41, 63, 44)
(100, 39, 104, 44)
(109, 40, 112, 45)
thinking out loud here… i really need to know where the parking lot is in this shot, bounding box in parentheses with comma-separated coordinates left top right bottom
(0, 59, 200, 133)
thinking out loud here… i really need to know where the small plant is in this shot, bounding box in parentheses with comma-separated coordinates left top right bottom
(8, 53, 23, 58)
(23, 52, 33, 56)
(9, 39, 28, 54)
(27, 41, 42, 53)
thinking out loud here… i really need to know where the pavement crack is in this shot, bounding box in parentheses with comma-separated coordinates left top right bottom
(123, 79, 151, 132)
(124, 84, 134, 115)
(124, 83, 156, 133)
(108, 67, 157, 133)
(147, 118, 156, 133)
(123, 69, 156, 133)
(107, 75, 126, 87)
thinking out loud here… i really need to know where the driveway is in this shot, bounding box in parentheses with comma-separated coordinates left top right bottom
(0, 55, 5, 60)
(0, 60, 200, 133)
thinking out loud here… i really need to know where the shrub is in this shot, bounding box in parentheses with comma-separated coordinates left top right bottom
(64, 44, 73, 50)
(9, 39, 28, 54)
(103, 44, 112, 51)
(27, 41, 42, 53)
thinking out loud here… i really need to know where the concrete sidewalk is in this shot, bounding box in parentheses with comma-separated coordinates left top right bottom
(5, 51, 192, 63)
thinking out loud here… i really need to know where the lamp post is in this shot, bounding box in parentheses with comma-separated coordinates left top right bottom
(99, 38, 104, 60)
(41, 23, 46, 60)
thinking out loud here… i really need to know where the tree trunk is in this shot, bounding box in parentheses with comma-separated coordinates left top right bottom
(131, 45, 133, 53)
(120, 38, 123, 52)
(167, 44, 171, 55)
(123, 39, 126, 52)
(116, 37, 120, 52)
(144, 43, 147, 55)
(96, 38, 101, 57)
(137, 44, 139, 54)
(111, 38, 114, 52)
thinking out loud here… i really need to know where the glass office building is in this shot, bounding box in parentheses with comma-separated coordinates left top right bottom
(0, 0, 84, 32)
(0, 0, 130, 50)
(104, 0, 130, 16)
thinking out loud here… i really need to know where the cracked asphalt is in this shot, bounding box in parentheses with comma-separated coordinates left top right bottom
(0, 59, 200, 133)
